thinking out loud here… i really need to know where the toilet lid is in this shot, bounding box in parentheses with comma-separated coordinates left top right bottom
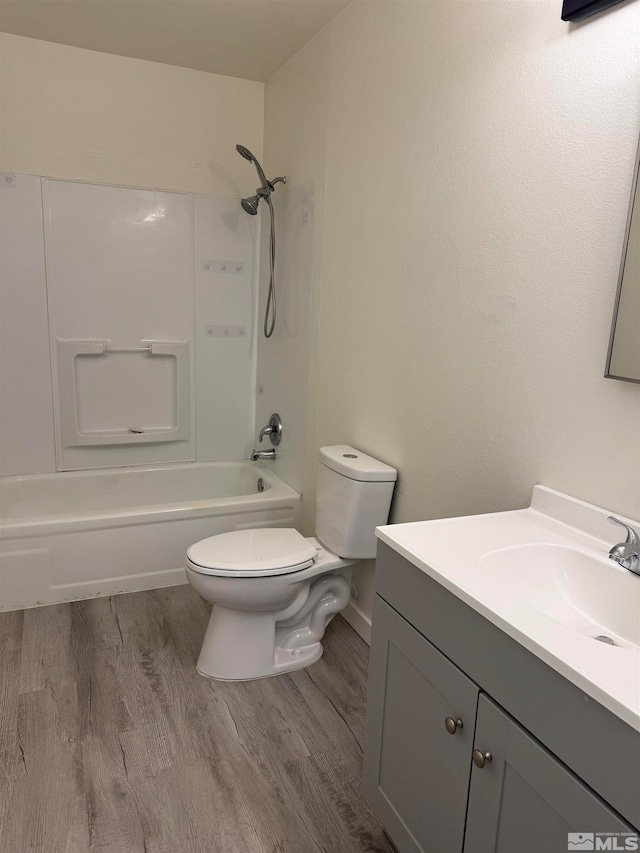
(186, 528, 317, 576)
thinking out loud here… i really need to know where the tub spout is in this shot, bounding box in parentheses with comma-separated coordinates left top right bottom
(250, 448, 276, 462)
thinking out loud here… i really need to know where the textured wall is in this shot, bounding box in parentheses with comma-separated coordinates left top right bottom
(264, 0, 640, 634)
(0, 34, 264, 196)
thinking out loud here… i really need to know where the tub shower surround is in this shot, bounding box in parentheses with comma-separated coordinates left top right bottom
(0, 174, 278, 610)
(0, 462, 300, 610)
(0, 174, 258, 475)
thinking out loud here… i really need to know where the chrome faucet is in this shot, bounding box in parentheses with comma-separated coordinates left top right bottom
(607, 516, 640, 576)
(251, 448, 276, 462)
(252, 414, 282, 462)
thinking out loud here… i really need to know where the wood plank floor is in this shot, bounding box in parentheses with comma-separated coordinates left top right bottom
(0, 585, 395, 853)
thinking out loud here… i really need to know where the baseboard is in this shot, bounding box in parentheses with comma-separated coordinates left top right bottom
(341, 600, 372, 645)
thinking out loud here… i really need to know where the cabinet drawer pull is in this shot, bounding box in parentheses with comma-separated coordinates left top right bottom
(472, 749, 492, 768)
(444, 716, 463, 735)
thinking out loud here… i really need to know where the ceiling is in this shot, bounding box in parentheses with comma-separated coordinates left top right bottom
(0, 0, 350, 81)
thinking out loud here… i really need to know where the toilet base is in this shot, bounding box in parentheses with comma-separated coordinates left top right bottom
(197, 642, 324, 682)
(195, 572, 351, 681)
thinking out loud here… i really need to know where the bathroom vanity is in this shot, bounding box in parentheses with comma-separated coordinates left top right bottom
(362, 488, 640, 853)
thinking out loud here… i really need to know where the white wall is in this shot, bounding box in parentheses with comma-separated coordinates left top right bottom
(264, 0, 640, 636)
(258, 33, 332, 493)
(194, 193, 258, 463)
(0, 174, 56, 475)
(0, 33, 263, 197)
(43, 179, 196, 470)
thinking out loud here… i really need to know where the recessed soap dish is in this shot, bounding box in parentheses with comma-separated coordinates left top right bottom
(593, 635, 618, 646)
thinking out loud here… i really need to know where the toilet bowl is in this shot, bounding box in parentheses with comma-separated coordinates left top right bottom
(186, 532, 354, 680)
(185, 446, 397, 681)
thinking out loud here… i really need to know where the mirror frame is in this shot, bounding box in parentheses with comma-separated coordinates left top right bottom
(605, 135, 640, 384)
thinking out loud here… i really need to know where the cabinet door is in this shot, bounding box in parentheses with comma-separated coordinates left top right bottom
(465, 695, 635, 853)
(363, 596, 480, 853)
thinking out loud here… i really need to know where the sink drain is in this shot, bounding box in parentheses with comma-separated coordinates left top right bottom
(593, 635, 618, 646)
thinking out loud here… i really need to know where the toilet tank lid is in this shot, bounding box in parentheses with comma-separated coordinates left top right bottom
(318, 446, 397, 483)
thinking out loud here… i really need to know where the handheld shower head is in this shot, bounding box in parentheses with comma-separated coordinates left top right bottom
(241, 195, 260, 216)
(236, 142, 287, 339)
(235, 144, 271, 190)
(236, 144, 254, 162)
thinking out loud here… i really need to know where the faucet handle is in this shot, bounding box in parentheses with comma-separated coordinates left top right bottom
(258, 424, 274, 443)
(258, 413, 282, 447)
(607, 516, 640, 547)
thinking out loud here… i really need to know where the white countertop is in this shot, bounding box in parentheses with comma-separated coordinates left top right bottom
(376, 486, 640, 731)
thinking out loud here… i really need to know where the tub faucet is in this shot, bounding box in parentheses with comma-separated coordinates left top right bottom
(607, 516, 640, 576)
(251, 448, 276, 462)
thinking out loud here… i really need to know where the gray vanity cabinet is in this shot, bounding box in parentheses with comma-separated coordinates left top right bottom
(465, 695, 631, 853)
(362, 597, 480, 853)
(363, 543, 639, 853)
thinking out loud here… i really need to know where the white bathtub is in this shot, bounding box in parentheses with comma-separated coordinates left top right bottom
(0, 461, 300, 611)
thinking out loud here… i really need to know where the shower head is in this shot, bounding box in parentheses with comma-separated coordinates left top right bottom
(236, 144, 271, 190)
(236, 144, 254, 162)
(241, 195, 261, 216)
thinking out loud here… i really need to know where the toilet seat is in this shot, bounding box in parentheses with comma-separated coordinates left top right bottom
(186, 528, 318, 577)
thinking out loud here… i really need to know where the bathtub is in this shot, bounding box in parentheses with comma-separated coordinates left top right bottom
(0, 461, 301, 611)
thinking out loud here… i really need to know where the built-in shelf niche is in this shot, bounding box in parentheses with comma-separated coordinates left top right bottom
(56, 339, 191, 447)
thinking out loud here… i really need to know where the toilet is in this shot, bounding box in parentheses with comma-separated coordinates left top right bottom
(185, 445, 397, 681)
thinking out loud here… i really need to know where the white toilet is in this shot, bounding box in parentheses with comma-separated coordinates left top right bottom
(185, 445, 397, 681)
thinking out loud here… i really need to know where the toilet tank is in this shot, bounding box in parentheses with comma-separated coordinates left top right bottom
(315, 446, 397, 559)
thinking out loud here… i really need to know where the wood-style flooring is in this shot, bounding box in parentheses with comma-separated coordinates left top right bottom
(0, 585, 394, 853)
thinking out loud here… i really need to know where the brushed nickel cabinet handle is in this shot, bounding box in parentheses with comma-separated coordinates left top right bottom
(444, 716, 463, 735)
(472, 749, 493, 768)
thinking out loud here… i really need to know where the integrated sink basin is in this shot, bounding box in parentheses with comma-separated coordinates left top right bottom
(376, 486, 640, 730)
(481, 543, 640, 650)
